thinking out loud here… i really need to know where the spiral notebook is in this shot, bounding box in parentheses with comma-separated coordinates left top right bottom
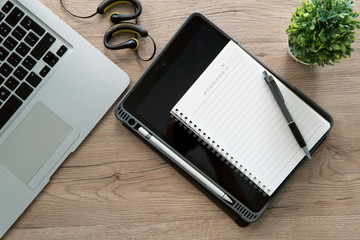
(170, 40, 331, 196)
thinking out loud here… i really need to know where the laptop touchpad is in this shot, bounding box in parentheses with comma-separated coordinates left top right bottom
(0, 102, 79, 189)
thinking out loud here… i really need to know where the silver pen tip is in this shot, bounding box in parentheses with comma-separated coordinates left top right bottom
(262, 71, 268, 78)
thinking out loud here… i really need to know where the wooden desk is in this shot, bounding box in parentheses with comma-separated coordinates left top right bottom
(4, 0, 360, 239)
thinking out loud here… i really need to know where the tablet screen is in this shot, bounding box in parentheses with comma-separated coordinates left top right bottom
(123, 13, 270, 212)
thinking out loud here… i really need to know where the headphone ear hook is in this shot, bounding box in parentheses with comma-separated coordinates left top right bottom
(104, 23, 147, 50)
(97, 0, 142, 23)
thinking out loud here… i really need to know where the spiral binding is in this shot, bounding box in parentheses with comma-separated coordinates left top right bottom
(171, 109, 271, 196)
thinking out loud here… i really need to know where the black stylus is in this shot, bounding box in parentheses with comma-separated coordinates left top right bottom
(262, 71, 312, 159)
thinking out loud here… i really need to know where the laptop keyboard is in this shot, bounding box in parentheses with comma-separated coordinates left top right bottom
(0, 1, 68, 130)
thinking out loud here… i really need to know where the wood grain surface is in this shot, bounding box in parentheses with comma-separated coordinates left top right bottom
(3, 0, 360, 239)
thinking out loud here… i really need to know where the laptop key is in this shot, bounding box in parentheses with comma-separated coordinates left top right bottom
(43, 51, 59, 67)
(0, 12, 5, 22)
(0, 86, 10, 101)
(5, 7, 25, 27)
(0, 46, 10, 61)
(31, 33, 56, 60)
(20, 16, 45, 36)
(16, 42, 30, 57)
(0, 62, 13, 77)
(48, 56, 59, 67)
(5, 76, 19, 90)
(14, 66, 28, 80)
(3, 35, 18, 51)
(24, 32, 39, 47)
(0, 22, 11, 37)
(56, 45, 68, 57)
(12, 26, 26, 41)
(26, 72, 42, 87)
(22, 55, 36, 70)
(43, 51, 54, 63)
(0, 95, 22, 130)
(39, 65, 50, 77)
(0, 75, 4, 85)
(15, 82, 33, 100)
(7, 52, 21, 67)
(1, 1, 14, 14)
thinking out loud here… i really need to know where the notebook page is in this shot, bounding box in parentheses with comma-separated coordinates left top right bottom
(171, 40, 330, 196)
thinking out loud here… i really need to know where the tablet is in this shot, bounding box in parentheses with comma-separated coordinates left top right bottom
(115, 12, 332, 225)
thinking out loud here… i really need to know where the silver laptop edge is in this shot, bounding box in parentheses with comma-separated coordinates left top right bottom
(0, 0, 129, 237)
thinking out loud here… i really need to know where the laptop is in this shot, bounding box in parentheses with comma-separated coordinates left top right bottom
(0, 0, 129, 237)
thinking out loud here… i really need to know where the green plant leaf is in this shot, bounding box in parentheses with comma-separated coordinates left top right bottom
(340, 44, 346, 52)
(319, 29, 327, 42)
(285, 0, 360, 66)
(332, 44, 340, 50)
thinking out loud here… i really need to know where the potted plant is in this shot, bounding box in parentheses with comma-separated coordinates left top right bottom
(286, 0, 360, 66)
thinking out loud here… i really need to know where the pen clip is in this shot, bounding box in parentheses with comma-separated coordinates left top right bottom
(269, 75, 285, 103)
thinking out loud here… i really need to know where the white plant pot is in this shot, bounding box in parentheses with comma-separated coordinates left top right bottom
(287, 39, 310, 65)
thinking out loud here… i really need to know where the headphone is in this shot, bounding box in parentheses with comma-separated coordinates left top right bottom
(97, 0, 142, 23)
(60, 0, 156, 61)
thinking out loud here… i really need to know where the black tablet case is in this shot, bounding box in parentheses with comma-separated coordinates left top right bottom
(114, 12, 334, 226)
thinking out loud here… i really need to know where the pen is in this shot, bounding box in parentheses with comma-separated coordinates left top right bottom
(262, 71, 312, 159)
(138, 127, 233, 204)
